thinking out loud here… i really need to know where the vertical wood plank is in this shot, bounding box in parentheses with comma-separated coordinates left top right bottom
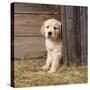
(80, 7, 88, 65)
(73, 7, 81, 65)
(66, 6, 77, 65)
(61, 6, 68, 66)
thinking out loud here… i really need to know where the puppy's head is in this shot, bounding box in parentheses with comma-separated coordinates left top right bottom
(41, 19, 62, 40)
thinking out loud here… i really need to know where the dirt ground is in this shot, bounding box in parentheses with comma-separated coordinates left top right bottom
(14, 59, 88, 87)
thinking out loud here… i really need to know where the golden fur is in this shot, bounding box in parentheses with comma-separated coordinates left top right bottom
(41, 19, 63, 73)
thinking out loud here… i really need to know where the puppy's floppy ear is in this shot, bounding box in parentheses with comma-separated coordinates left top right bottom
(41, 23, 45, 35)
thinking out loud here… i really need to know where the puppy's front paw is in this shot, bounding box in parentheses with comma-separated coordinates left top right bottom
(47, 70, 56, 74)
(42, 65, 49, 70)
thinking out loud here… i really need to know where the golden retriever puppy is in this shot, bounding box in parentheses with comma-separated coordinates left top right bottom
(41, 19, 63, 73)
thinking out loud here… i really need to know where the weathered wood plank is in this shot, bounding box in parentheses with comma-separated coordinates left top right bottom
(80, 7, 88, 65)
(65, 6, 76, 65)
(13, 2, 61, 14)
(73, 7, 82, 65)
(14, 14, 61, 36)
(61, 6, 68, 66)
(12, 37, 46, 60)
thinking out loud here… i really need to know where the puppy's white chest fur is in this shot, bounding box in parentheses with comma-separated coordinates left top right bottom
(46, 39, 63, 53)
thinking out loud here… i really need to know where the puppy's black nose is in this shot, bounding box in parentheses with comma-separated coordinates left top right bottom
(48, 32, 52, 36)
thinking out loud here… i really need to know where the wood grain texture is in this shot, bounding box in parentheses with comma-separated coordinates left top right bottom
(14, 14, 61, 36)
(14, 2, 61, 14)
(74, 7, 82, 65)
(12, 37, 46, 60)
(80, 7, 88, 65)
(61, 6, 68, 66)
(65, 6, 78, 65)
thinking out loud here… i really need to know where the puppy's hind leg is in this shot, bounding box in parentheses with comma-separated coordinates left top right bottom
(42, 52, 52, 70)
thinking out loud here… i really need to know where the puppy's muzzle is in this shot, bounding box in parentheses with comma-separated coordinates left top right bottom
(48, 31, 52, 37)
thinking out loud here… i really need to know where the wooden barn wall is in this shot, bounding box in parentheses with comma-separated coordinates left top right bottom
(61, 6, 88, 66)
(11, 3, 61, 60)
(11, 2, 88, 66)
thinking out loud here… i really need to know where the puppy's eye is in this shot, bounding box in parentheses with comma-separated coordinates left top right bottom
(47, 26, 49, 28)
(54, 27, 57, 30)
